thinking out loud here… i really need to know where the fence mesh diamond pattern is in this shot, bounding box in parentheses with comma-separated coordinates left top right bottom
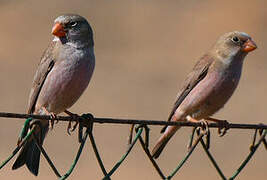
(0, 112, 266, 179)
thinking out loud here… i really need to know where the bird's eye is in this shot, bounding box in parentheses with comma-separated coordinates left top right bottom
(232, 36, 240, 43)
(69, 21, 77, 27)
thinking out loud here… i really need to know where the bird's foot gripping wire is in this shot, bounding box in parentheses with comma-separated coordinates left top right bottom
(64, 110, 82, 135)
(63, 111, 94, 142)
(79, 113, 95, 143)
(197, 119, 210, 149)
(42, 107, 58, 130)
(205, 117, 229, 137)
(187, 117, 210, 151)
(198, 119, 210, 136)
(217, 120, 229, 137)
(186, 116, 210, 135)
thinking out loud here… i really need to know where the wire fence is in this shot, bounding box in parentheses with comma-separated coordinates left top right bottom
(0, 112, 266, 179)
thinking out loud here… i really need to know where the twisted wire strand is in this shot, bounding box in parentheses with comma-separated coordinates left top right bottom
(0, 112, 266, 129)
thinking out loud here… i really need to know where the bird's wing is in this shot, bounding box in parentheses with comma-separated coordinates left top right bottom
(161, 54, 214, 133)
(27, 41, 57, 114)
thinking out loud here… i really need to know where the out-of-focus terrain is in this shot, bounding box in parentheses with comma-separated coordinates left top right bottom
(0, 0, 266, 179)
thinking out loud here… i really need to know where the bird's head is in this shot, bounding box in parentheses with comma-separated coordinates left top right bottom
(52, 14, 94, 47)
(212, 31, 257, 60)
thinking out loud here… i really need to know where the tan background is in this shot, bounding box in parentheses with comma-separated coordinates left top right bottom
(0, 0, 266, 179)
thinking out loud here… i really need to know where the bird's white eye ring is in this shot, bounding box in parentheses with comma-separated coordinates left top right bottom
(232, 36, 240, 43)
(69, 22, 77, 27)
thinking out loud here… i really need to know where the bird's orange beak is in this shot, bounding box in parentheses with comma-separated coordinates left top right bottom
(242, 39, 257, 52)
(52, 22, 66, 37)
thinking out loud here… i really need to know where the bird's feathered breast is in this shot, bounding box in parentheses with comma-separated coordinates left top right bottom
(160, 54, 214, 133)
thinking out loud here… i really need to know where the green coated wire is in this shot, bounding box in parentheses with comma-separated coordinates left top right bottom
(200, 139, 226, 180)
(60, 130, 89, 180)
(0, 114, 266, 180)
(19, 118, 33, 139)
(88, 130, 109, 178)
(166, 133, 205, 180)
(138, 132, 166, 179)
(0, 118, 33, 170)
(102, 127, 143, 180)
(229, 129, 267, 180)
(0, 128, 34, 169)
(84, 114, 110, 179)
(81, 113, 109, 178)
(33, 135, 61, 177)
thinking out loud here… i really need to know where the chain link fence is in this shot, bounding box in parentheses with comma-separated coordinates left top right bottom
(0, 112, 266, 179)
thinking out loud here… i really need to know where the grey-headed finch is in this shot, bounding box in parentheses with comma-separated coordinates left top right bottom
(12, 14, 95, 175)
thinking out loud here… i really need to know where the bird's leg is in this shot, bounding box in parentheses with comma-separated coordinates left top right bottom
(205, 117, 229, 137)
(41, 107, 57, 129)
(64, 110, 80, 135)
(186, 115, 199, 123)
(186, 115, 209, 134)
(186, 115, 210, 149)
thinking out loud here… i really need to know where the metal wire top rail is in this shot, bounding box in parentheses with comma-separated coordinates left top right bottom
(0, 112, 266, 129)
(0, 111, 266, 180)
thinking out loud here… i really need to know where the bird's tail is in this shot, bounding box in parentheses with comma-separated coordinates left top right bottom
(151, 125, 180, 159)
(12, 121, 48, 176)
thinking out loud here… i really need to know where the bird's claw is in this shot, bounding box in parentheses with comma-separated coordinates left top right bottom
(49, 113, 57, 130)
(67, 120, 79, 135)
(198, 119, 210, 135)
(217, 120, 229, 137)
(41, 107, 57, 130)
(198, 119, 210, 149)
(66, 113, 80, 135)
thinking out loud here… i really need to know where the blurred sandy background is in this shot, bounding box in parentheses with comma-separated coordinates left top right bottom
(0, 0, 266, 179)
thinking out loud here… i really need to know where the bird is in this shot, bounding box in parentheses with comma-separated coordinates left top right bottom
(12, 14, 95, 176)
(151, 31, 257, 159)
